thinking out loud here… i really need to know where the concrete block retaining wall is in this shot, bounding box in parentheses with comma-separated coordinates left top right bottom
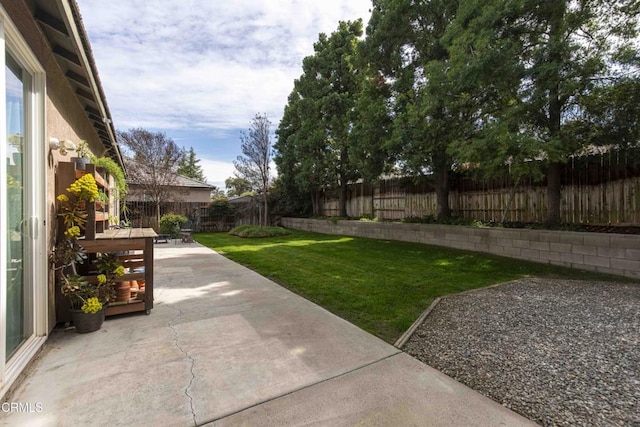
(281, 218, 640, 279)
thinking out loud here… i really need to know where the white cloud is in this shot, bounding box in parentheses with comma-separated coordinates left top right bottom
(77, 0, 372, 132)
(199, 158, 236, 190)
(199, 157, 279, 193)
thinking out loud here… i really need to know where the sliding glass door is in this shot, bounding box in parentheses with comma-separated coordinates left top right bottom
(0, 13, 46, 397)
(5, 51, 32, 360)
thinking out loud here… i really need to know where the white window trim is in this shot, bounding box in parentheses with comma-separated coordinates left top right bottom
(0, 6, 47, 400)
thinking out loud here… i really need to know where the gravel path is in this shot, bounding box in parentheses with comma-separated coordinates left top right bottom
(403, 278, 640, 427)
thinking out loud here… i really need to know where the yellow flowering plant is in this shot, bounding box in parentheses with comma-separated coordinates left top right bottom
(92, 252, 125, 304)
(57, 173, 99, 231)
(51, 172, 116, 312)
(81, 297, 102, 315)
(60, 275, 106, 312)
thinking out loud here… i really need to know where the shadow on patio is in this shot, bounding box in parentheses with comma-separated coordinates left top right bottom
(2, 241, 533, 427)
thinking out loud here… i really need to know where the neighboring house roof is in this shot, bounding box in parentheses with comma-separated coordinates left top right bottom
(173, 175, 216, 190)
(33, 0, 124, 170)
(228, 195, 255, 204)
(124, 158, 215, 190)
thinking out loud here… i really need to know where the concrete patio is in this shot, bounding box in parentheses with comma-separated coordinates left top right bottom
(2, 241, 534, 426)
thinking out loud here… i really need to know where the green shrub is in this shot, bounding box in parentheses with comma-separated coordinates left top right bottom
(327, 216, 341, 224)
(228, 225, 292, 238)
(159, 213, 188, 237)
(209, 199, 234, 218)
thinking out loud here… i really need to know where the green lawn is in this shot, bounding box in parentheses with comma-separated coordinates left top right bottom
(195, 230, 627, 343)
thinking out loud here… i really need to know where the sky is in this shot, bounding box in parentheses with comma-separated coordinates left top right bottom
(76, 0, 373, 190)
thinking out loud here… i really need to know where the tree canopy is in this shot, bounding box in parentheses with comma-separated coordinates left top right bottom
(362, 0, 463, 218)
(225, 176, 252, 197)
(275, 20, 364, 217)
(273, 0, 640, 224)
(178, 147, 206, 182)
(445, 0, 640, 223)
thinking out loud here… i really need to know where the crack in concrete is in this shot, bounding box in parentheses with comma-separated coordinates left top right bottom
(168, 305, 198, 426)
(205, 350, 403, 425)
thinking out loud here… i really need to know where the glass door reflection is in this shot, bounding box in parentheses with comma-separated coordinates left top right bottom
(5, 52, 32, 361)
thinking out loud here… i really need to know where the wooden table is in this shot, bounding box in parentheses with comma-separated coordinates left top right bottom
(79, 228, 156, 317)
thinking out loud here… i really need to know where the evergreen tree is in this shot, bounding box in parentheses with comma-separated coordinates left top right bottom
(362, 0, 461, 218)
(446, 0, 640, 223)
(275, 20, 364, 217)
(177, 147, 206, 182)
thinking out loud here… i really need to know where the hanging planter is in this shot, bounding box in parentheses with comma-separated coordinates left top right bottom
(71, 156, 88, 170)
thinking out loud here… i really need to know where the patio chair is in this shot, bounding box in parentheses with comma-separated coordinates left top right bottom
(179, 220, 194, 244)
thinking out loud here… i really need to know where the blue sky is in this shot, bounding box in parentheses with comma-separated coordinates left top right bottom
(76, 1, 372, 189)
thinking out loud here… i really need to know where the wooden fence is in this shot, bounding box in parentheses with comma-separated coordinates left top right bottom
(320, 151, 640, 224)
(124, 201, 210, 230)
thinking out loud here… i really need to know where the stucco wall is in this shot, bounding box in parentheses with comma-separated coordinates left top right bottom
(282, 218, 640, 279)
(127, 185, 212, 204)
(2, 0, 110, 330)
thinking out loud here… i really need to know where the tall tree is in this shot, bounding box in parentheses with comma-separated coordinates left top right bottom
(118, 128, 183, 226)
(276, 89, 331, 216)
(446, 0, 640, 224)
(234, 114, 272, 227)
(275, 20, 364, 217)
(350, 60, 395, 184)
(178, 147, 206, 182)
(363, 0, 461, 218)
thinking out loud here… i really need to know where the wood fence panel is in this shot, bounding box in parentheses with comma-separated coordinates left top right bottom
(319, 176, 640, 225)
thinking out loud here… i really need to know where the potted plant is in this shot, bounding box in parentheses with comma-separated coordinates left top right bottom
(90, 155, 127, 199)
(52, 172, 123, 332)
(71, 140, 91, 170)
(91, 155, 129, 224)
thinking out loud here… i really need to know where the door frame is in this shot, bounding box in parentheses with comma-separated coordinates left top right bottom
(0, 7, 48, 399)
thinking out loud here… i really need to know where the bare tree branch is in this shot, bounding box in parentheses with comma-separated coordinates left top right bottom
(118, 128, 184, 226)
(234, 114, 272, 226)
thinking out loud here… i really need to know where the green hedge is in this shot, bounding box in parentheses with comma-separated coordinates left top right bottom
(159, 213, 188, 237)
(228, 225, 292, 238)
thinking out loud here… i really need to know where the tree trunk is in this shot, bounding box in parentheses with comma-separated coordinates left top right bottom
(434, 174, 450, 219)
(263, 194, 268, 227)
(155, 201, 161, 230)
(432, 149, 451, 219)
(545, 3, 564, 225)
(546, 162, 562, 225)
(338, 148, 348, 218)
(339, 179, 348, 218)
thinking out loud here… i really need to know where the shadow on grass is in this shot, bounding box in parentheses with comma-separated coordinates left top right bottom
(192, 230, 631, 343)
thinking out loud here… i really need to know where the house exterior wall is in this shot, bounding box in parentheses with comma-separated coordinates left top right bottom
(126, 184, 212, 204)
(1, 0, 109, 331)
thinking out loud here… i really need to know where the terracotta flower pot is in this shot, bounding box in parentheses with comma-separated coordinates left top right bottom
(70, 309, 104, 333)
(129, 280, 139, 299)
(116, 281, 131, 302)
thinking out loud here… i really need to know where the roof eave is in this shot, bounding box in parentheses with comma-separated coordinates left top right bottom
(34, 0, 125, 172)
